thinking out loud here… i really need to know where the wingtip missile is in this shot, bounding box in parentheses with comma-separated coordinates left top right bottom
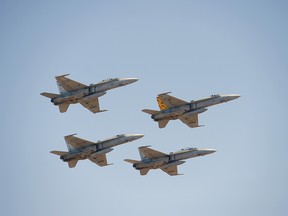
(64, 133, 77, 138)
(55, 74, 70, 78)
(138, 145, 152, 149)
(157, 92, 172, 96)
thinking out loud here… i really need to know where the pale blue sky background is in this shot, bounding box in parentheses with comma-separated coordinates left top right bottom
(1, 1, 287, 215)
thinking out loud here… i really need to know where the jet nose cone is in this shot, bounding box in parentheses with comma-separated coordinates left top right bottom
(230, 94, 241, 100)
(130, 78, 139, 83)
(127, 134, 144, 140)
(210, 149, 216, 154)
(123, 78, 139, 85)
(134, 134, 144, 139)
(206, 149, 217, 155)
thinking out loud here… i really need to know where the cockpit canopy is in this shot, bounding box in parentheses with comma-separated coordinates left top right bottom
(181, 147, 197, 151)
(170, 147, 197, 154)
(100, 78, 119, 83)
(117, 134, 124, 137)
(211, 94, 220, 98)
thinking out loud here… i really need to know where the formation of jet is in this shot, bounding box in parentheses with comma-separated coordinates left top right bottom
(41, 74, 138, 113)
(142, 92, 240, 128)
(51, 133, 144, 168)
(124, 146, 216, 176)
(43, 74, 241, 175)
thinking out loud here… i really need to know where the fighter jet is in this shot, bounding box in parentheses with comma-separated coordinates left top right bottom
(142, 92, 240, 128)
(125, 146, 216, 176)
(41, 74, 139, 113)
(51, 133, 144, 168)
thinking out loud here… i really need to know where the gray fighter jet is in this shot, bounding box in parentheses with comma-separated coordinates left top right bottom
(41, 74, 139, 113)
(125, 146, 216, 176)
(142, 92, 240, 128)
(51, 133, 144, 168)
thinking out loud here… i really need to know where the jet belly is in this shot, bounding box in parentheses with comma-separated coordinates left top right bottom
(94, 82, 114, 92)
(135, 157, 169, 169)
(90, 148, 113, 157)
(153, 105, 190, 120)
(61, 145, 96, 161)
(94, 78, 136, 92)
(190, 99, 214, 110)
(171, 151, 196, 161)
(193, 94, 239, 109)
(97, 134, 144, 150)
(101, 139, 119, 149)
(53, 89, 89, 105)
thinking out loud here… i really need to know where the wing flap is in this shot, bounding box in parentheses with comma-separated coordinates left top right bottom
(79, 97, 103, 113)
(178, 114, 199, 128)
(161, 165, 178, 176)
(88, 154, 109, 167)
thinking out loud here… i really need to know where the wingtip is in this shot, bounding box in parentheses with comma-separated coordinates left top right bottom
(65, 133, 77, 137)
(92, 109, 107, 113)
(138, 145, 152, 149)
(55, 73, 70, 78)
(157, 92, 172, 96)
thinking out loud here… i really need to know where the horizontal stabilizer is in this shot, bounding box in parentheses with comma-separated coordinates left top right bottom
(41, 92, 59, 99)
(50, 150, 67, 156)
(124, 159, 141, 164)
(142, 109, 159, 115)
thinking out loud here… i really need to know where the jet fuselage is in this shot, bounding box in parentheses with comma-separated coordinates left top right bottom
(151, 94, 240, 121)
(61, 134, 144, 162)
(133, 148, 216, 170)
(52, 78, 138, 105)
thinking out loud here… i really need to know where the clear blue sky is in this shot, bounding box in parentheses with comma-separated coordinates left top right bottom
(1, 1, 287, 215)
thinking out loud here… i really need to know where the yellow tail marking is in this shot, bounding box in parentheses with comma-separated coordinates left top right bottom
(157, 97, 168, 110)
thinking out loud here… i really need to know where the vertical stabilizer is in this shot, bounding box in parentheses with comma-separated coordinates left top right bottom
(157, 96, 168, 110)
(68, 160, 78, 168)
(140, 168, 150, 175)
(158, 119, 169, 128)
(138, 145, 152, 160)
(64, 134, 77, 152)
(57, 81, 67, 94)
(55, 74, 70, 94)
(59, 104, 70, 113)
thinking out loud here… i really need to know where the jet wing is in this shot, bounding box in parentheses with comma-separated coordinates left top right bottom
(139, 146, 167, 159)
(56, 74, 87, 92)
(178, 114, 199, 128)
(79, 97, 101, 113)
(64, 135, 94, 150)
(157, 94, 188, 110)
(88, 154, 109, 167)
(161, 165, 178, 176)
